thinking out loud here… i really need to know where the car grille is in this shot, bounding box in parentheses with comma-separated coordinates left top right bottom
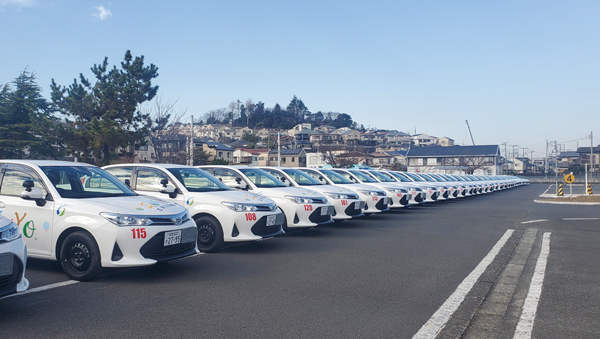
(400, 195, 409, 205)
(344, 202, 364, 216)
(310, 197, 328, 204)
(375, 199, 388, 210)
(0, 255, 23, 297)
(308, 207, 333, 223)
(251, 214, 284, 237)
(254, 203, 277, 211)
(148, 211, 191, 225)
(139, 227, 197, 261)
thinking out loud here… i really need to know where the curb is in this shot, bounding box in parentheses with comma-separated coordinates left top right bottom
(533, 199, 600, 206)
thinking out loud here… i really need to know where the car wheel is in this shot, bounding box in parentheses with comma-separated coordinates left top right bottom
(195, 216, 224, 253)
(60, 231, 102, 281)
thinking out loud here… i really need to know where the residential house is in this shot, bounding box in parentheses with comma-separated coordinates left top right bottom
(232, 148, 269, 165)
(411, 134, 438, 147)
(195, 139, 234, 163)
(437, 137, 455, 147)
(266, 148, 307, 167)
(406, 145, 500, 175)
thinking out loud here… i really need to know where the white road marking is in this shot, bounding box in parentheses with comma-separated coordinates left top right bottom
(513, 232, 551, 339)
(563, 217, 599, 221)
(412, 229, 515, 339)
(0, 280, 79, 300)
(542, 185, 552, 195)
(521, 220, 549, 224)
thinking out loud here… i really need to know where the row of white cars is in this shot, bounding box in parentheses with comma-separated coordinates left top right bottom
(0, 160, 527, 296)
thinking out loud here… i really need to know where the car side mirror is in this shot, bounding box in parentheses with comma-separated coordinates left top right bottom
(21, 188, 46, 206)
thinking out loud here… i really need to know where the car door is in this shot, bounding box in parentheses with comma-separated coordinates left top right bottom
(133, 167, 186, 206)
(0, 164, 55, 257)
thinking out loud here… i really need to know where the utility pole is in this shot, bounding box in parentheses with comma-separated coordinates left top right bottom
(591, 131, 594, 174)
(277, 133, 281, 167)
(545, 140, 548, 176)
(511, 145, 519, 174)
(189, 115, 194, 166)
(501, 142, 508, 175)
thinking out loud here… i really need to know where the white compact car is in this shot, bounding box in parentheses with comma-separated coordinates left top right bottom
(258, 167, 365, 221)
(330, 169, 411, 209)
(297, 168, 391, 215)
(0, 215, 29, 298)
(392, 172, 440, 202)
(104, 164, 284, 252)
(372, 170, 427, 205)
(0, 160, 198, 281)
(199, 166, 334, 230)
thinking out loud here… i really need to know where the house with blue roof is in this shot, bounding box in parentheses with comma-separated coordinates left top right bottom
(406, 145, 500, 175)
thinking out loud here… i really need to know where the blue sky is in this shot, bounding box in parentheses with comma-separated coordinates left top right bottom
(1, 0, 599, 158)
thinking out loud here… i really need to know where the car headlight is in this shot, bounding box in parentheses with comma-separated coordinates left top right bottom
(427, 186, 438, 190)
(323, 192, 351, 199)
(0, 221, 21, 242)
(221, 202, 259, 212)
(385, 187, 407, 194)
(285, 195, 315, 204)
(100, 212, 154, 226)
(357, 190, 383, 196)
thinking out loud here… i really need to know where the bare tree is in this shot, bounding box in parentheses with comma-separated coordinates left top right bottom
(142, 95, 188, 164)
(202, 108, 228, 125)
(320, 145, 366, 168)
(446, 155, 489, 174)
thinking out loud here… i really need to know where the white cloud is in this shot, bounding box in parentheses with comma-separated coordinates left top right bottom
(0, 0, 36, 8)
(92, 5, 112, 20)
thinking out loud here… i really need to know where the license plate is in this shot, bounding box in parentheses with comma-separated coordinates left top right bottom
(266, 214, 277, 226)
(164, 230, 182, 246)
(321, 206, 330, 216)
(0, 254, 13, 277)
(355, 202, 362, 210)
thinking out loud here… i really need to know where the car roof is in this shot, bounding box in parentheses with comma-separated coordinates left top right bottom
(0, 160, 95, 167)
(104, 163, 196, 169)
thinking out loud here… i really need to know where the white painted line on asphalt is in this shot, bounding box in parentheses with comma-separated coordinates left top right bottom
(0, 280, 79, 300)
(563, 217, 599, 221)
(513, 232, 551, 339)
(412, 229, 515, 339)
(521, 220, 549, 224)
(542, 185, 552, 195)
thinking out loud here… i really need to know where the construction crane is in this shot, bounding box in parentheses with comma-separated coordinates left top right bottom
(465, 120, 475, 146)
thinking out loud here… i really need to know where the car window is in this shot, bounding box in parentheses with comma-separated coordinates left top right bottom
(167, 168, 229, 192)
(136, 169, 170, 192)
(282, 169, 323, 186)
(211, 168, 245, 187)
(0, 169, 47, 197)
(238, 168, 287, 188)
(318, 170, 354, 184)
(368, 171, 395, 182)
(105, 167, 134, 184)
(40, 166, 135, 198)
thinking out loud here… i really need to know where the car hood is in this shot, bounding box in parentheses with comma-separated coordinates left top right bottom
(88, 195, 187, 216)
(185, 190, 274, 206)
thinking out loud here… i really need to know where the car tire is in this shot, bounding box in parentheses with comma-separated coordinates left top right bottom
(195, 215, 224, 253)
(60, 231, 102, 281)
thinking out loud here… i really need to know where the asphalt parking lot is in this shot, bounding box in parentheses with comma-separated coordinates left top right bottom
(2, 184, 599, 339)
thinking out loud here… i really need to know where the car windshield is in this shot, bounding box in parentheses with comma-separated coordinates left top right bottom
(368, 171, 395, 182)
(403, 172, 426, 182)
(282, 169, 323, 186)
(318, 169, 354, 184)
(347, 170, 378, 183)
(239, 168, 288, 188)
(387, 172, 412, 182)
(167, 168, 230, 192)
(41, 166, 136, 198)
